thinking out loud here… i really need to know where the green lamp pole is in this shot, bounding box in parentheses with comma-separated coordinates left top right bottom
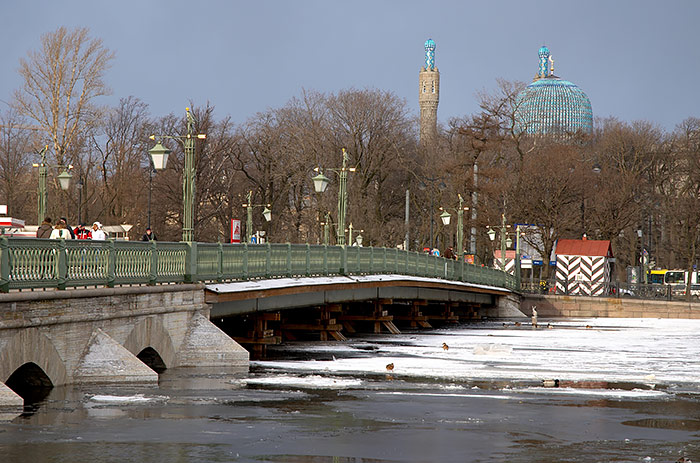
(182, 109, 196, 243)
(336, 149, 350, 246)
(34, 145, 73, 225)
(487, 214, 512, 272)
(439, 194, 468, 259)
(37, 146, 47, 225)
(311, 148, 355, 246)
(243, 190, 272, 243)
(149, 108, 206, 242)
(500, 213, 507, 271)
(456, 194, 465, 258)
(322, 212, 331, 245)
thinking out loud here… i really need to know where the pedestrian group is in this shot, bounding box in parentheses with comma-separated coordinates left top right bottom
(35, 217, 108, 241)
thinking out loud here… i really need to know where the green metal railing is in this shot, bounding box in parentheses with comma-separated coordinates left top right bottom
(0, 237, 517, 293)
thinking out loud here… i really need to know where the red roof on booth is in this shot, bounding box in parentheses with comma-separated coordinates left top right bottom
(555, 239, 613, 257)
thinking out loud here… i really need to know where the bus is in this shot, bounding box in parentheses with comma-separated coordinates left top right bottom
(648, 269, 699, 297)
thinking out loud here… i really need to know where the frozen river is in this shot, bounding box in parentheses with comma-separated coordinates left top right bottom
(1, 318, 699, 462)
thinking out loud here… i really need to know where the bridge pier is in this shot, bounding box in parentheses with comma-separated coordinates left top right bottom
(0, 285, 248, 406)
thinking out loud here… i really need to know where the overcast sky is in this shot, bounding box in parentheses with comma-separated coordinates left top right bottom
(2, 0, 698, 131)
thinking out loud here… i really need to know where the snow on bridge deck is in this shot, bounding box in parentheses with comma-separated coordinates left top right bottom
(205, 274, 512, 317)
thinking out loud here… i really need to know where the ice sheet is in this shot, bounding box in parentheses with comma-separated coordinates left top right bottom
(253, 318, 700, 393)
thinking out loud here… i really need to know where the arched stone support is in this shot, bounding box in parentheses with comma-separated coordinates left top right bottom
(0, 328, 68, 387)
(123, 316, 177, 369)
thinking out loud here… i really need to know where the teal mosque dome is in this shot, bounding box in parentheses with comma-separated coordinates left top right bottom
(514, 46, 593, 136)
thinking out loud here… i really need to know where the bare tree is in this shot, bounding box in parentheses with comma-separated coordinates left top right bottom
(0, 109, 37, 219)
(13, 26, 115, 166)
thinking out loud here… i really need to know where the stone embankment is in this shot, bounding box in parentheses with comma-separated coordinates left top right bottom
(520, 294, 700, 319)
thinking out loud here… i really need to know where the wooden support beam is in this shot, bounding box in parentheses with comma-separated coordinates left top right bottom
(382, 321, 401, 334)
(329, 331, 347, 341)
(337, 315, 394, 321)
(233, 336, 282, 345)
(280, 323, 344, 331)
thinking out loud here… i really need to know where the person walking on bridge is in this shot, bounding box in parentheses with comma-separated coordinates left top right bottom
(91, 222, 106, 240)
(49, 221, 72, 240)
(36, 217, 53, 238)
(141, 227, 157, 241)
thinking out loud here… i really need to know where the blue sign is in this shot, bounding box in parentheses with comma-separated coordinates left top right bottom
(532, 260, 543, 266)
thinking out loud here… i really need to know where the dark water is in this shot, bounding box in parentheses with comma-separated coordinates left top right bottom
(1, 326, 699, 463)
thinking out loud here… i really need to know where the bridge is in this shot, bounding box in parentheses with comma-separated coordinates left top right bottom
(0, 237, 518, 408)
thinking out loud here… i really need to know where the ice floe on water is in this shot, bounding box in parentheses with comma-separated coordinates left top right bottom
(243, 374, 363, 389)
(516, 387, 669, 399)
(252, 318, 700, 396)
(88, 394, 168, 404)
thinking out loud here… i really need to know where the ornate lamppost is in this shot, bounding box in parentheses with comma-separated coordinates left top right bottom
(418, 175, 446, 250)
(243, 190, 272, 243)
(439, 193, 469, 259)
(148, 108, 206, 242)
(33, 145, 73, 225)
(312, 148, 355, 246)
(487, 214, 512, 271)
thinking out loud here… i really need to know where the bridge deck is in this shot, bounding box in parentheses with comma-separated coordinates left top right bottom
(205, 274, 511, 317)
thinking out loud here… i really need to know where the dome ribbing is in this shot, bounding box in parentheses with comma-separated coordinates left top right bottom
(514, 46, 593, 136)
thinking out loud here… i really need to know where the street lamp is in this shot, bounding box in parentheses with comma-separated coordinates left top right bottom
(148, 108, 206, 242)
(487, 214, 512, 271)
(346, 223, 364, 246)
(32, 145, 73, 225)
(312, 148, 355, 246)
(243, 190, 272, 243)
(418, 176, 446, 250)
(439, 194, 469, 259)
(320, 211, 332, 245)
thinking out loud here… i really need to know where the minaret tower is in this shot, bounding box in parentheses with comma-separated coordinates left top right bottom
(419, 38, 440, 146)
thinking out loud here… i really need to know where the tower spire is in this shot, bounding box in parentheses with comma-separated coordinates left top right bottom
(424, 38, 436, 70)
(537, 45, 551, 79)
(419, 38, 440, 146)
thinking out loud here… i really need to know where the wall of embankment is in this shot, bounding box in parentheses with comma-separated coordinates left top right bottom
(519, 294, 700, 319)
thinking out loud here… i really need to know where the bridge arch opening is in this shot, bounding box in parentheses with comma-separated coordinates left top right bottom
(5, 362, 53, 404)
(137, 347, 167, 374)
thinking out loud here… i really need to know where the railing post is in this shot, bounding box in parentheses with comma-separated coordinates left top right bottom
(265, 242, 271, 278)
(383, 247, 387, 273)
(185, 241, 198, 283)
(286, 243, 292, 277)
(370, 246, 374, 274)
(0, 237, 8, 293)
(217, 242, 224, 282)
(243, 243, 249, 280)
(305, 243, 311, 276)
(340, 245, 347, 275)
(57, 240, 68, 290)
(323, 244, 328, 275)
(394, 248, 399, 274)
(149, 240, 158, 285)
(107, 239, 116, 288)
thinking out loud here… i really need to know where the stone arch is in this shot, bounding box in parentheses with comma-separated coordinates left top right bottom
(0, 328, 68, 387)
(123, 316, 176, 370)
